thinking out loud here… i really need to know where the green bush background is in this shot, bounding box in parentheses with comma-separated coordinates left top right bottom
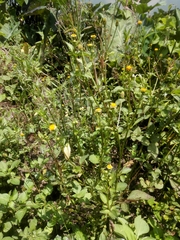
(0, 0, 180, 239)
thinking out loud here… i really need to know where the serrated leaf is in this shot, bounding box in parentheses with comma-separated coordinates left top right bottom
(127, 190, 154, 201)
(135, 215, 149, 238)
(15, 208, 27, 223)
(0, 194, 10, 205)
(89, 154, 100, 164)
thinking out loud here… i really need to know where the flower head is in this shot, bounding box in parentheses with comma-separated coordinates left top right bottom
(95, 108, 102, 113)
(140, 87, 147, 93)
(20, 132, 24, 137)
(49, 124, 57, 131)
(90, 34, 96, 39)
(87, 43, 93, 47)
(137, 20, 142, 25)
(110, 102, 117, 109)
(71, 33, 77, 38)
(107, 164, 113, 170)
(125, 65, 132, 71)
(154, 48, 158, 51)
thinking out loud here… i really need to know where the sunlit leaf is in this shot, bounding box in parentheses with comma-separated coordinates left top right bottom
(134, 215, 150, 238)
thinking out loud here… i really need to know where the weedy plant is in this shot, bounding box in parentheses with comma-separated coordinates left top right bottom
(0, 0, 180, 239)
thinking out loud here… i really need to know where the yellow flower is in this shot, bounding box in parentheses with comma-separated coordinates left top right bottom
(110, 102, 117, 108)
(140, 87, 147, 93)
(95, 108, 102, 113)
(107, 164, 113, 170)
(20, 132, 24, 137)
(154, 48, 158, 51)
(90, 34, 96, 39)
(71, 33, 77, 38)
(125, 65, 132, 71)
(87, 43, 93, 47)
(137, 20, 142, 25)
(49, 124, 57, 131)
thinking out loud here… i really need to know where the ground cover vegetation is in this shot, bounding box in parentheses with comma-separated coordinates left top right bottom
(0, 0, 180, 239)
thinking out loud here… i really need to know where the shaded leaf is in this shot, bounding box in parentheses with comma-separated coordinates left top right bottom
(3, 222, 12, 233)
(127, 190, 154, 201)
(15, 208, 27, 223)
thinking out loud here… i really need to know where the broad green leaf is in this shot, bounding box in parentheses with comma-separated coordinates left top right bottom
(0, 94, 6, 102)
(171, 88, 180, 95)
(8, 177, 20, 185)
(79, 155, 89, 165)
(114, 224, 136, 240)
(121, 202, 129, 213)
(2, 237, 14, 240)
(100, 193, 108, 204)
(89, 154, 100, 164)
(9, 160, 20, 170)
(75, 230, 86, 240)
(0, 194, 10, 205)
(73, 188, 87, 199)
(18, 192, 28, 203)
(65, 41, 74, 52)
(29, 218, 37, 231)
(148, 142, 159, 158)
(127, 190, 154, 201)
(0, 161, 8, 172)
(141, 237, 156, 240)
(99, 228, 108, 240)
(3, 222, 12, 233)
(15, 208, 27, 223)
(135, 215, 150, 238)
(121, 167, 131, 174)
(154, 180, 164, 189)
(116, 182, 127, 192)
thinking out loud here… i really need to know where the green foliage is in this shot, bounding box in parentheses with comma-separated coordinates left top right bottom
(0, 0, 180, 239)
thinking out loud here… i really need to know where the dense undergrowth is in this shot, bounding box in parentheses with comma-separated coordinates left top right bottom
(0, 0, 180, 239)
